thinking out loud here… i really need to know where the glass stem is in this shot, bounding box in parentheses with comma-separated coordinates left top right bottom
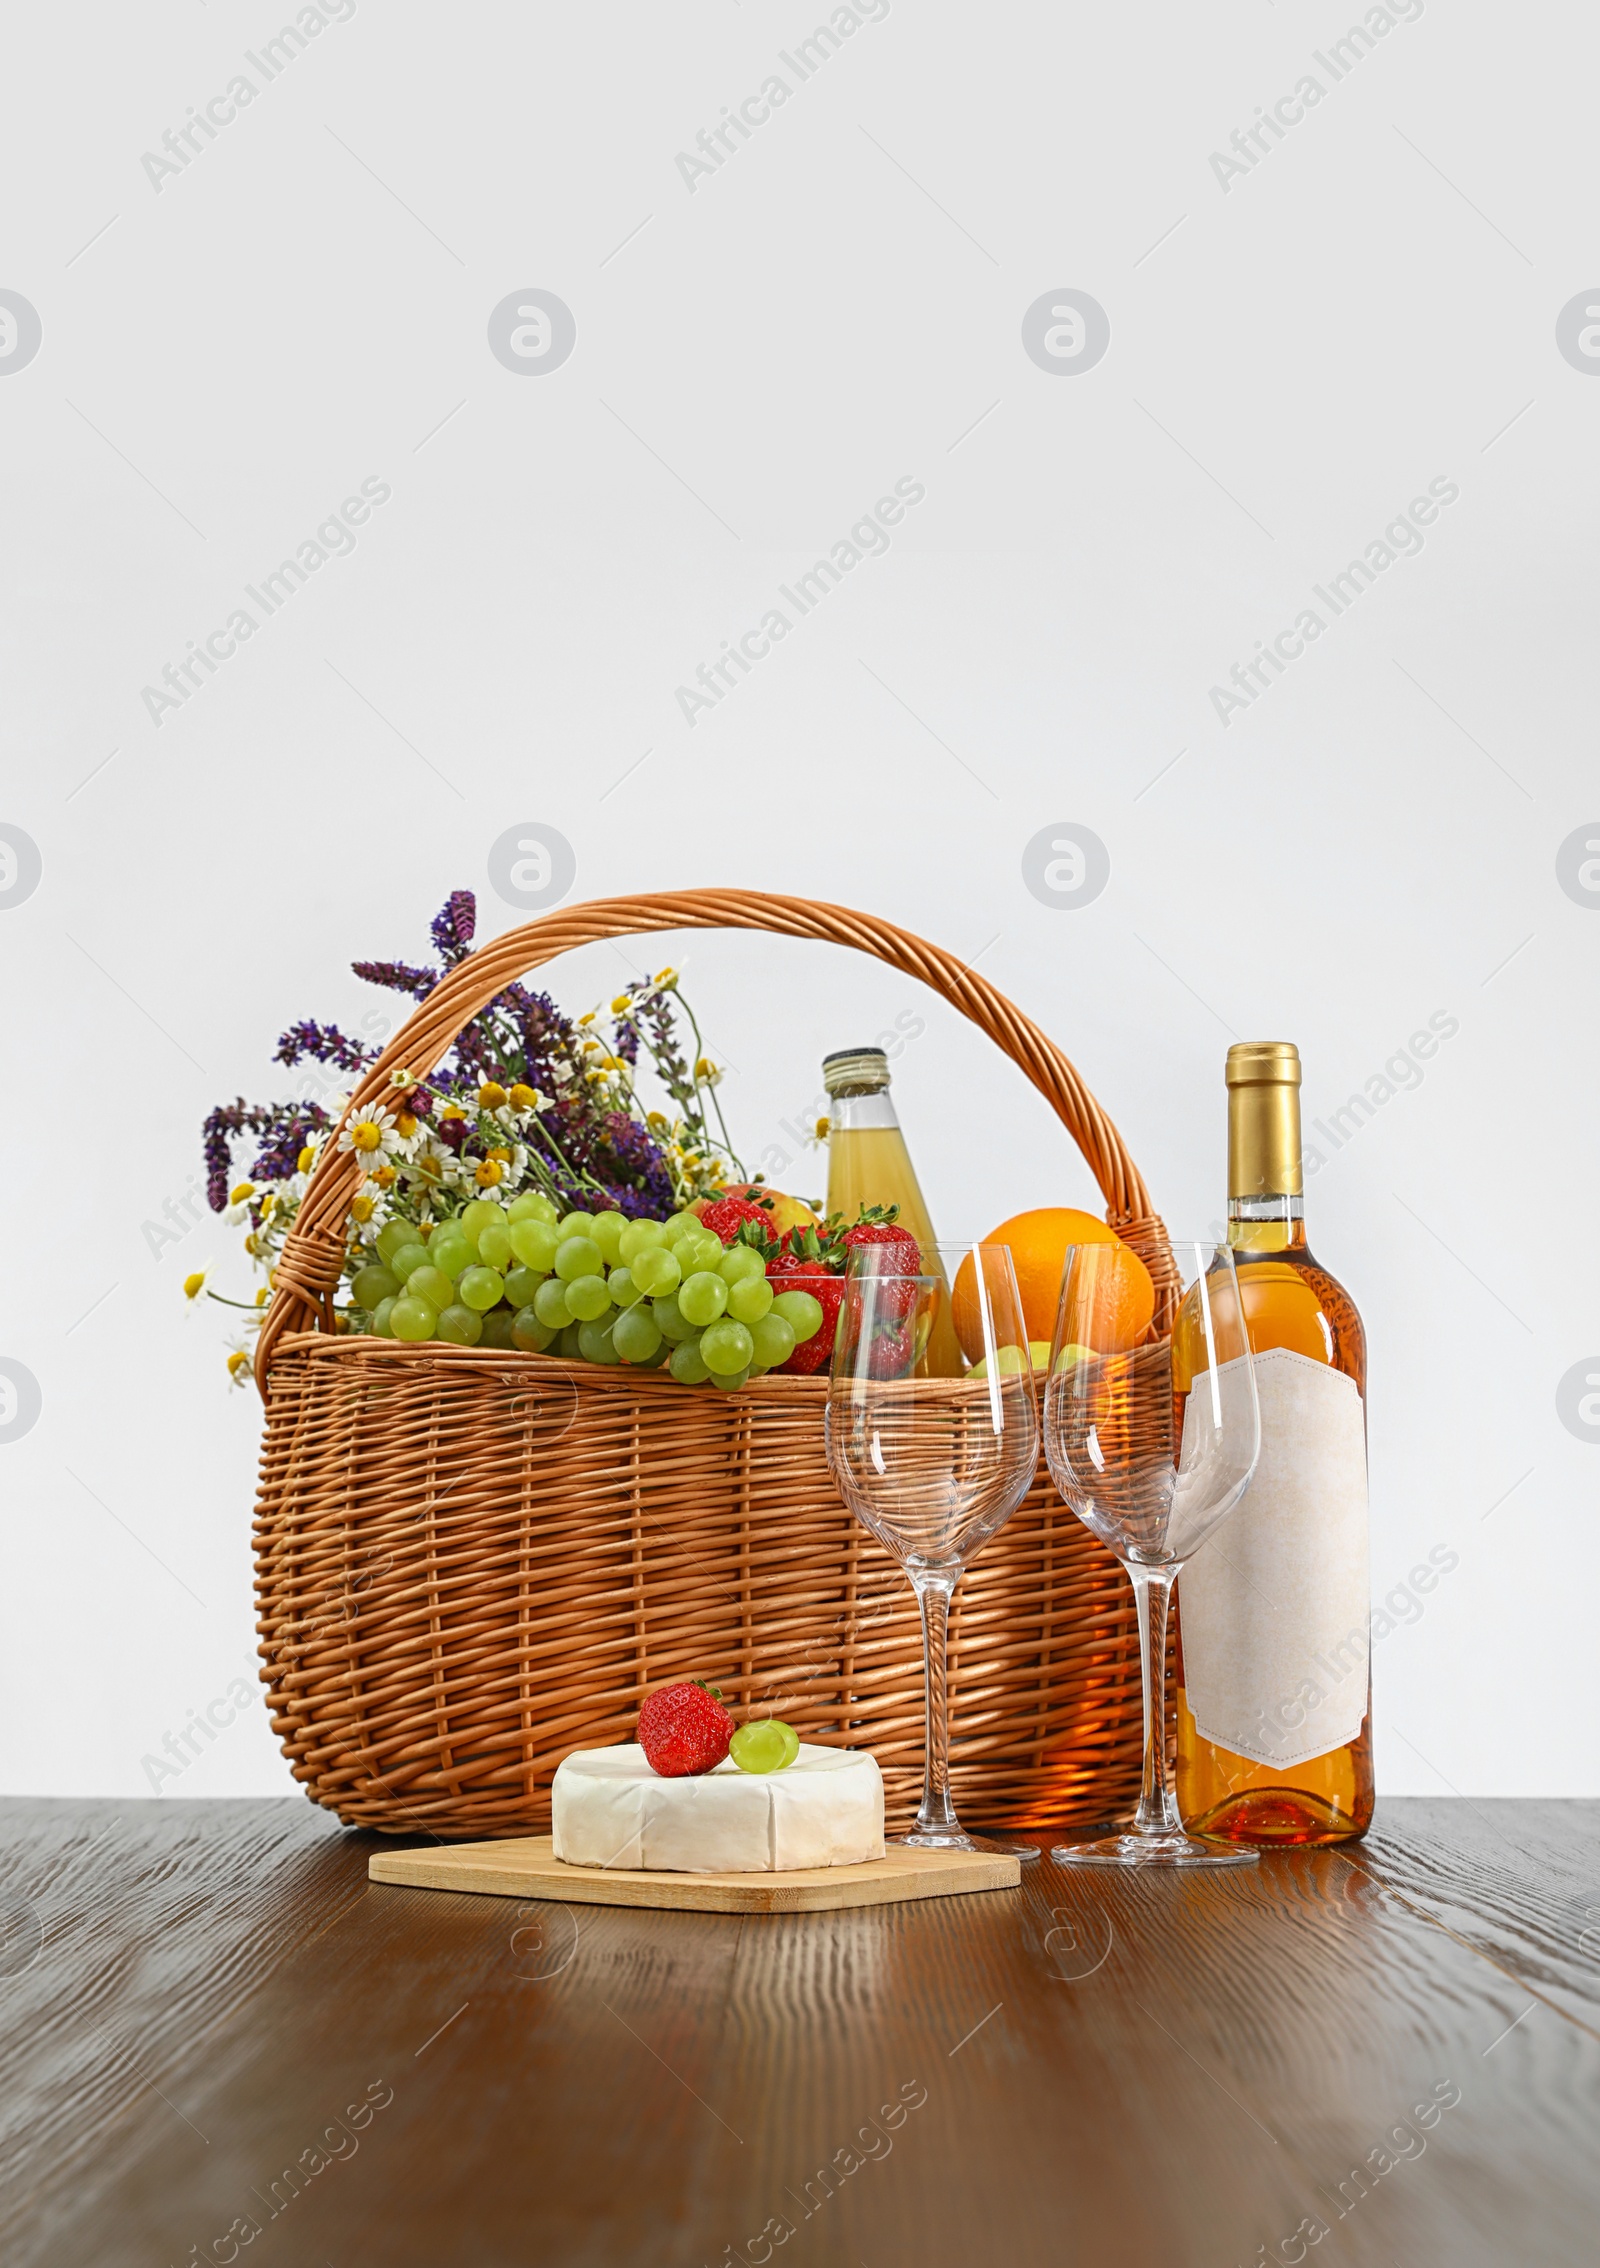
(911, 1572, 961, 1836)
(1128, 1564, 1184, 1837)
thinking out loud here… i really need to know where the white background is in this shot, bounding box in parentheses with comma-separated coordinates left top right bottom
(1, 0, 1595, 1801)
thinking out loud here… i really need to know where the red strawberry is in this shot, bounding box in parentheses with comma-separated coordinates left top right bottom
(768, 1258, 847, 1376)
(695, 1194, 774, 1246)
(841, 1220, 923, 1272)
(637, 1680, 734, 1777)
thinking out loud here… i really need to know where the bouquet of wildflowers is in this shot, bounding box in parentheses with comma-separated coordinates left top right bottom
(195, 890, 745, 1383)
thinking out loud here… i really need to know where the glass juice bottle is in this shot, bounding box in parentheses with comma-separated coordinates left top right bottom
(822, 1048, 964, 1377)
(1173, 1041, 1374, 1846)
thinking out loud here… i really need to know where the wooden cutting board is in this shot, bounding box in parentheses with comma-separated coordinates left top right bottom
(368, 1836, 1021, 1913)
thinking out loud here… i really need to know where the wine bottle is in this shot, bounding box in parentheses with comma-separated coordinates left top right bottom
(822, 1047, 963, 1377)
(1174, 1041, 1374, 1846)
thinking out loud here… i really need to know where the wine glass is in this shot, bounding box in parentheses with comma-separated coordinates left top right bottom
(1043, 1240, 1260, 1867)
(824, 1244, 1040, 1860)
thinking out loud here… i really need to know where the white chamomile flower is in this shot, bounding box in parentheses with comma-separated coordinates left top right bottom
(182, 1261, 213, 1309)
(224, 1334, 255, 1389)
(224, 1181, 257, 1225)
(337, 1105, 398, 1172)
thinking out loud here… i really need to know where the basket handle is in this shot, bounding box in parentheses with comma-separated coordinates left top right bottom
(255, 888, 1173, 1393)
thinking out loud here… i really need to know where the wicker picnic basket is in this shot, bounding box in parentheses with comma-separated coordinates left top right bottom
(252, 890, 1176, 1839)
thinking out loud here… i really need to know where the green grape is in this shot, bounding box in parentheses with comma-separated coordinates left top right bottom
(669, 1338, 711, 1384)
(390, 1242, 431, 1283)
(772, 1289, 824, 1342)
(652, 1295, 698, 1344)
(590, 1210, 628, 1264)
(707, 1366, 750, 1392)
(390, 1295, 438, 1342)
(631, 1245, 681, 1298)
(729, 1719, 798, 1774)
(557, 1211, 596, 1240)
(351, 1263, 400, 1310)
(701, 1319, 754, 1374)
(718, 1246, 765, 1287)
(461, 1198, 505, 1245)
(376, 1219, 416, 1267)
(371, 1295, 397, 1338)
(577, 1317, 622, 1365)
(435, 1303, 483, 1346)
(678, 1271, 729, 1327)
(508, 1191, 558, 1225)
(509, 1218, 560, 1272)
(726, 1274, 774, 1325)
(504, 1266, 544, 1309)
(511, 1307, 556, 1352)
(681, 1233, 724, 1275)
(618, 1219, 667, 1264)
(612, 1305, 663, 1364)
(565, 1274, 612, 1323)
(557, 1322, 585, 1359)
(458, 1265, 506, 1313)
(604, 1265, 637, 1310)
(634, 1342, 671, 1369)
(554, 1235, 603, 1283)
(407, 1264, 456, 1313)
(662, 1212, 699, 1245)
(479, 1307, 517, 1348)
(428, 1233, 474, 1281)
(477, 1222, 513, 1272)
(749, 1313, 796, 1370)
(533, 1279, 573, 1328)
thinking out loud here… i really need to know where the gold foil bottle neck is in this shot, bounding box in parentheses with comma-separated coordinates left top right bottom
(1227, 1041, 1303, 1197)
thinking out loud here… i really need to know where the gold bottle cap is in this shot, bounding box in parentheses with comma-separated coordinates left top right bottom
(1226, 1042, 1302, 1196)
(822, 1048, 890, 1095)
(1225, 1041, 1301, 1089)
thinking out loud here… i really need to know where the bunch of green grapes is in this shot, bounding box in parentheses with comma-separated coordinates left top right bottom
(350, 1197, 824, 1391)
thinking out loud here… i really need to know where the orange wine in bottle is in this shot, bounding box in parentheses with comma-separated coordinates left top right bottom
(1173, 1042, 1374, 1846)
(822, 1047, 964, 1377)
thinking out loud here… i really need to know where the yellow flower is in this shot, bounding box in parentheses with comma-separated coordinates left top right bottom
(183, 1268, 209, 1302)
(260, 1192, 277, 1217)
(440, 1103, 465, 1123)
(610, 993, 632, 1014)
(415, 1154, 444, 1185)
(350, 1121, 384, 1154)
(243, 1232, 260, 1257)
(694, 1057, 722, 1087)
(389, 1066, 417, 1090)
(255, 1288, 271, 1307)
(474, 1158, 505, 1188)
(351, 1193, 376, 1223)
(646, 1110, 668, 1132)
(813, 1116, 830, 1141)
(297, 1145, 316, 1175)
(226, 1351, 251, 1382)
(655, 967, 678, 989)
(374, 1165, 397, 1188)
(578, 1010, 597, 1028)
(508, 1083, 538, 1111)
(229, 1181, 255, 1206)
(396, 1112, 418, 1140)
(478, 1081, 509, 1111)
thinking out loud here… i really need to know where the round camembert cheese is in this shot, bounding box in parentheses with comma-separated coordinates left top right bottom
(552, 1743, 885, 1873)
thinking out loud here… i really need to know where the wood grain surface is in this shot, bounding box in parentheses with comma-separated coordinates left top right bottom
(368, 1835, 1019, 1912)
(2, 1799, 1596, 2266)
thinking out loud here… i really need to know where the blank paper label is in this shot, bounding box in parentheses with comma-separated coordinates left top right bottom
(1178, 1348, 1369, 1771)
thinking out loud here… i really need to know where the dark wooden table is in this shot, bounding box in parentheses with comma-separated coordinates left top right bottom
(3, 1800, 1596, 2266)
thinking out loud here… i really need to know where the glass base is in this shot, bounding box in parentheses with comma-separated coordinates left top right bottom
(895, 1829, 1041, 1861)
(1050, 1830, 1258, 1869)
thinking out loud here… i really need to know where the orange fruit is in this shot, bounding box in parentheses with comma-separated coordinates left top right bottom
(953, 1207, 1151, 1357)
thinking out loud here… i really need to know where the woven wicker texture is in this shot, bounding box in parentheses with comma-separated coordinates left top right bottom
(254, 890, 1173, 1837)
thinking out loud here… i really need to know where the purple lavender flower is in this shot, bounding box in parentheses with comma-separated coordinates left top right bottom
(273, 1020, 374, 1072)
(430, 890, 476, 964)
(349, 960, 438, 1001)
